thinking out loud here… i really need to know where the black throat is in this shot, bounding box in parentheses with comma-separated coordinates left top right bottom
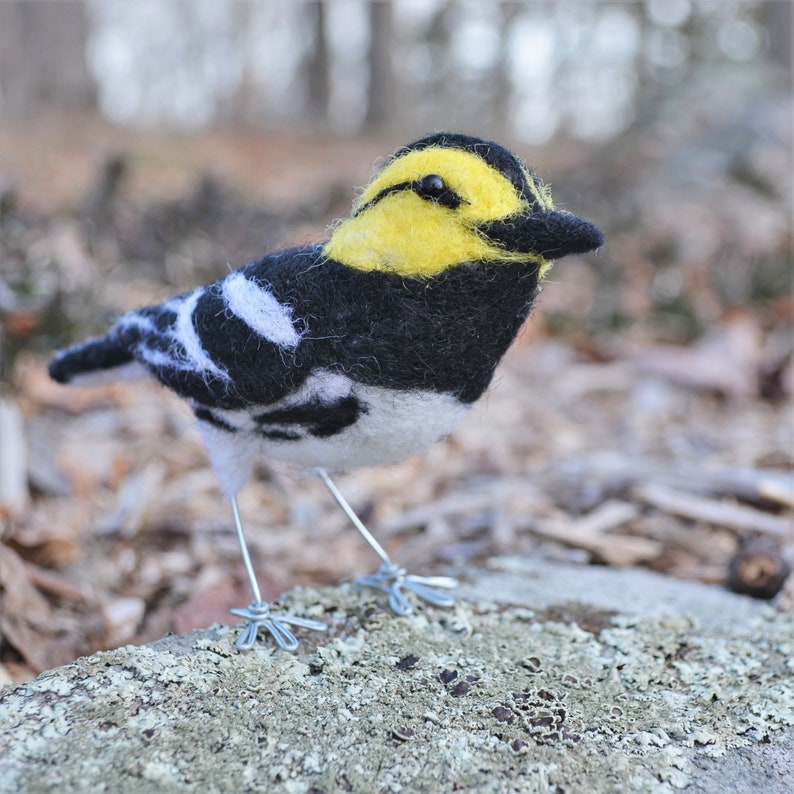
(295, 253, 542, 404)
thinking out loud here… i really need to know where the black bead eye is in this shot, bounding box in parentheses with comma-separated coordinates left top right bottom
(418, 174, 446, 197)
(416, 174, 462, 209)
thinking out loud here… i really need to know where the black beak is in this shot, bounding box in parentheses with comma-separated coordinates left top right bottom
(479, 210, 604, 260)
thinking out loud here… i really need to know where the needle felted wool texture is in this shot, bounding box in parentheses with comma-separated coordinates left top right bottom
(49, 133, 604, 496)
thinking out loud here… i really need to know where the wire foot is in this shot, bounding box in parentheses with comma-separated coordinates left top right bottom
(230, 600, 327, 652)
(228, 493, 325, 651)
(356, 562, 459, 616)
(315, 468, 458, 615)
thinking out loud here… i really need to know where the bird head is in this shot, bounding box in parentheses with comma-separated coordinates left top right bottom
(323, 132, 603, 279)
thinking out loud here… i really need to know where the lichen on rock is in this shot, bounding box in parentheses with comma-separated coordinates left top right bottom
(0, 579, 792, 793)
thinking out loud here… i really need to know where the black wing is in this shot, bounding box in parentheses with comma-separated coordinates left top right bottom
(50, 246, 324, 410)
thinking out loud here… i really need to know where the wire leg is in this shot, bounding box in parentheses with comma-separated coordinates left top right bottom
(315, 468, 458, 615)
(228, 494, 326, 652)
(316, 468, 391, 565)
(231, 494, 262, 605)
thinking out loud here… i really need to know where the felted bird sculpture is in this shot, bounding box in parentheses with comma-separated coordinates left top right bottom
(49, 132, 604, 651)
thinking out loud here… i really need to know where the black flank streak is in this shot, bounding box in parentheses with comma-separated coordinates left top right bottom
(255, 395, 365, 439)
(193, 406, 237, 433)
(258, 428, 303, 441)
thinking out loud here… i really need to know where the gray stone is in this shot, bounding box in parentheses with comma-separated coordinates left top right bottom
(1, 562, 792, 793)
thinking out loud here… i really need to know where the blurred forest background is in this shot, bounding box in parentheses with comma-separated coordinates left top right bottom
(0, 0, 791, 681)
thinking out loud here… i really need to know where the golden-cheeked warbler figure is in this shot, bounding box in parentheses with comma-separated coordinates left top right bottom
(50, 132, 604, 651)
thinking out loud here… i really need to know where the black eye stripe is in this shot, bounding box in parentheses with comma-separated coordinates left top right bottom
(353, 180, 413, 217)
(353, 178, 465, 217)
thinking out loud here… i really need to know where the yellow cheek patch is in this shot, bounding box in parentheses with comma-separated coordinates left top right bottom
(324, 144, 551, 277)
(324, 192, 542, 277)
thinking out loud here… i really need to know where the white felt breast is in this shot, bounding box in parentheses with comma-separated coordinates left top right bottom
(195, 371, 470, 495)
(261, 384, 469, 470)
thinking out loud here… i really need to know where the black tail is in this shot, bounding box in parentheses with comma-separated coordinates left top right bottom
(49, 331, 136, 385)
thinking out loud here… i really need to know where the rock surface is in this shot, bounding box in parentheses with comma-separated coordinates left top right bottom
(1, 561, 792, 793)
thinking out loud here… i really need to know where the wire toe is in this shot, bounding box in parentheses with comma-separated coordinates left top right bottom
(231, 601, 327, 651)
(355, 562, 459, 615)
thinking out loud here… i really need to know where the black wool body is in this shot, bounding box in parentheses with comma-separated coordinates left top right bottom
(187, 249, 540, 408)
(51, 249, 542, 435)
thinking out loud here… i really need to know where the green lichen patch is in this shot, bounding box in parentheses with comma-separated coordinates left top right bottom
(0, 584, 792, 793)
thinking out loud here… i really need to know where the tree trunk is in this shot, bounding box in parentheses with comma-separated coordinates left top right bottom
(305, 1, 330, 126)
(0, 0, 97, 118)
(365, 0, 393, 130)
(760, 0, 792, 71)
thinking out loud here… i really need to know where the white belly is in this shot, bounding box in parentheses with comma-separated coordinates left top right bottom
(196, 371, 471, 495)
(261, 384, 469, 469)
